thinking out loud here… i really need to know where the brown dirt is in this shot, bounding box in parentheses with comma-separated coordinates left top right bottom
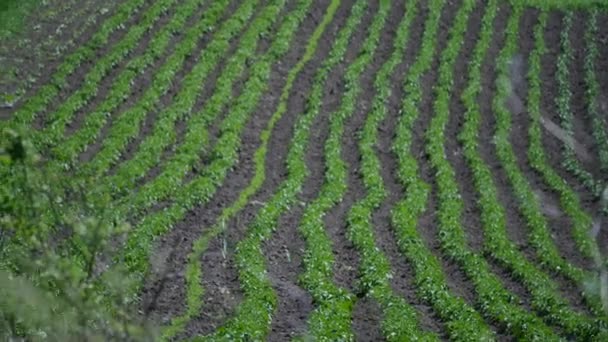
(10, 0, 608, 339)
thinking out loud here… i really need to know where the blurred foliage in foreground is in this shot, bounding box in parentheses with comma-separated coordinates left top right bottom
(0, 128, 155, 341)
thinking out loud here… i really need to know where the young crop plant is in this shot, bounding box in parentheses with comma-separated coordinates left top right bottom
(285, 1, 399, 340)
(583, 9, 608, 172)
(525, 10, 607, 326)
(388, 0, 508, 340)
(111, 0, 314, 326)
(195, 1, 380, 339)
(161, 0, 342, 339)
(456, 6, 607, 339)
(344, 0, 472, 339)
(423, 2, 562, 339)
(555, 12, 603, 195)
(33, 0, 180, 150)
(78, 0, 264, 179)
(47, 0, 213, 170)
(64, 0, 264, 287)
(8, 0, 147, 128)
(98, 0, 287, 196)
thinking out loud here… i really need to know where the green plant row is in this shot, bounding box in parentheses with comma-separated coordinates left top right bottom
(525, 10, 607, 327)
(493, 7, 596, 294)
(100, 0, 287, 199)
(14, 0, 223, 271)
(196, 1, 374, 340)
(343, 0, 451, 339)
(64, 0, 241, 265)
(458, 6, 605, 339)
(555, 12, 603, 196)
(287, 1, 395, 340)
(115, 0, 310, 315)
(35, 0, 161, 149)
(0, 0, 109, 97)
(583, 9, 608, 171)
(64, 0, 256, 267)
(8, 0, 146, 128)
(73, 0, 267, 263)
(387, 1, 502, 340)
(161, 0, 342, 339)
(527, 10, 599, 265)
(76, 0, 264, 179)
(509, 0, 608, 10)
(425, 1, 562, 340)
(45, 0, 211, 170)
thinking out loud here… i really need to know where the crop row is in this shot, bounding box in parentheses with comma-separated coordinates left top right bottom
(37, 0, 177, 148)
(525, 10, 607, 325)
(292, 0, 395, 339)
(111, 0, 279, 276)
(101, 0, 286, 203)
(195, 1, 367, 339)
(70, 0, 257, 179)
(387, 0, 497, 340)
(65, 0, 257, 277)
(9, 0, 147, 128)
(110, 2, 316, 337)
(583, 9, 608, 172)
(493, 7, 583, 304)
(65, 0, 242, 265)
(48, 0, 214, 172)
(161, 0, 342, 339)
(343, 0, 442, 340)
(555, 12, 603, 196)
(185, 1, 337, 340)
(455, 5, 605, 338)
(426, 2, 563, 339)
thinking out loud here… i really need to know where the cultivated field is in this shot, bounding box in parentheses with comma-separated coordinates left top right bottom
(2, 0, 608, 340)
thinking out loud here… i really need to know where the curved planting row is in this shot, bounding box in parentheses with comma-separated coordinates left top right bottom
(388, 0, 498, 340)
(583, 9, 608, 172)
(70, 0, 258, 178)
(116, 1, 316, 327)
(6, 0, 608, 339)
(197, 1, 372, 340)
(49, 0, 217, 171)
(70, 0, 269, 281)
(38, 0, 175, 147)
(101, 0, 290, 201)
(425, 1, 565, 339)
(294, 0, 396, 339)
(454, 4, 605, 338)
(160, 0, 342, 339)
(555, 12, 604, 196)
(8, 0, 147, 128)
(344, 0, 453, 340)
(525, 11, 607, 323)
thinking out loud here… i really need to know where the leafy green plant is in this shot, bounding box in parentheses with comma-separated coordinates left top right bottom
(8, 0, 146, 128)
(162, 0, 341, 339)
(0, 129, 152, 340)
